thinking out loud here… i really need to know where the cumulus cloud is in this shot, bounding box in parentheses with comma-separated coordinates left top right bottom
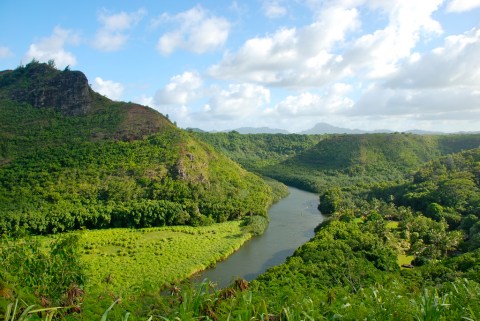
(210, 0, 446, 88)
(203, 83, 270, 119)
(210, 4, 358, 87)
(154, 71, 203, 106)
(92, 77, 124, 100)
(386, 27, 480, 89)
(93, 8, 146, 52)
(131, 1, 478, 132)
(342, 0, 443, 78)
(263, 0, 287, 18)
(155, 6, 230, 55)
(447, 0, 480, 12)
(350, 27, 480, 122)
(0, 46, 13, 59)
(267, 83, 354, 118)
(24, 27, 79, 68)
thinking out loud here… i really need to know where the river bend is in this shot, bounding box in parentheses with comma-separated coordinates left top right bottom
(193, 186, 325, 288)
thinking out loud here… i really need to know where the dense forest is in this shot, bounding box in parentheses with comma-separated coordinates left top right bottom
(197, 131, 480, 192)
(1, 62, 480, 320)
(0, 62, 277, 236)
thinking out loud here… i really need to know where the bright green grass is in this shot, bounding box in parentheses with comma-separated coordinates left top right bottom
(398, 253, 414, 267)
(80, 221, 251, 294)
(386, 221, 399, 229)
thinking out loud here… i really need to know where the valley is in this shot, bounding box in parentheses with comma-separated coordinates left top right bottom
(1, 62, 480, 320)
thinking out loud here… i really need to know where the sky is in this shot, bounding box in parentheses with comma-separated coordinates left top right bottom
(1, 0, 480, 133)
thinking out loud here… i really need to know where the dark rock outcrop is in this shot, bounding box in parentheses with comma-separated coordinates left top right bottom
(5, 62, 92, 116)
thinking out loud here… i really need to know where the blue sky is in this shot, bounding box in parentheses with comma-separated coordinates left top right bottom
(1, 0, 480, 132)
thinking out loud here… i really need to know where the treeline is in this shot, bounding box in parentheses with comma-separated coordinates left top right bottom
(0, 129, 274, 234)
(193, 131, 323, 171)
(197, 132, 480, 193)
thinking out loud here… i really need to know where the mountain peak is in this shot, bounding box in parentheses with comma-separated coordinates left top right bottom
(300, 122, 366, 135)
(1, 61, 92, 116)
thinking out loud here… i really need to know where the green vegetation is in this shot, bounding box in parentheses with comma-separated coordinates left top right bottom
(91, 202, 480, 320)
(197, 132, 480, 193)
(84, 147, 479, 320)
(81, 222, 252, 293)
(0, 63, 275, 235)
(193, 131, 323, 172)
(0, 234, 86, 318)
(2, 62, 480, 320)
(0, 129, 272, 234)
(0, 220, 265, 320)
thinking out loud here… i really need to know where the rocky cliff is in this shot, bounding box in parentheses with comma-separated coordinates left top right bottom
(0, 61, 175, 149)
(1, 62, 92, 116)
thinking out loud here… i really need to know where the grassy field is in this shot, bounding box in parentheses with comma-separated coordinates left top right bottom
(79, 222, 251, 294)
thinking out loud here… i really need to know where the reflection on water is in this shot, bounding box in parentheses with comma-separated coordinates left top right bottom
(193, 186, 325, 288)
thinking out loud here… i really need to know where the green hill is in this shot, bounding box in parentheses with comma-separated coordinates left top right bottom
(193, 131, 323, 171)
(383, 148, 480, 234)
(197, 132, 480, 192)
(0, 62, 273, 234)
(273, 133, 480, 192)
(0, 61, 173, 163)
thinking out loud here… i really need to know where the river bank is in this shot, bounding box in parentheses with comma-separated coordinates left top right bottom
(193, 186, 325, 288)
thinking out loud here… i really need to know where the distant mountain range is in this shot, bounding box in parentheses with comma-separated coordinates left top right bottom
(299, 123, 368, 134)
(204, 122, 476, 135)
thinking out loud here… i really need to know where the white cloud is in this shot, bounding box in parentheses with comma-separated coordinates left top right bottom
(203, 83, 270, 119)
(210, 4, 358, 87)
(386, 27, 480, 89)
(24, 27, 79, 68)
(210, 0, 446, 89)
(346, 26, 480, 122)
(155, 6, 230, 55)
(0, 46, 13, 59)
(93, 8, 146, 52)
(154, 71, 203, 105)
(134, 95, 154, 107)
(352, 85, 480, 120)
(343, 0, 443, 78)
(447, 0, 480, 12)
(92, 77, 124, 100)
(263, 0, 287, 18)
(267, 83, 354, 118)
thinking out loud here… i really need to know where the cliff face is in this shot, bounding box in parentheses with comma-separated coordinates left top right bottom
(0, 62, 175, 144)
(2, 62, 92, 116)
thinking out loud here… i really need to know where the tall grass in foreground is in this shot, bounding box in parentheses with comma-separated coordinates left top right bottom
(3, 299, 64, 321)
(3, 278, 479, 320)
(143, 278, 480, 321)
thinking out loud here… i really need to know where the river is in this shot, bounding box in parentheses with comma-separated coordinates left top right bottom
(193, 186, 325, 288)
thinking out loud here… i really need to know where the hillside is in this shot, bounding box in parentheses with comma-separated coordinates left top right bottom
(274, 133, 480, 192)
(0, 61, 173, 163)
(384, 148, 480, 232)
(197, 132, 480, 192)
(0, 62, 273, 234)
(194, 131, 324, 171)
